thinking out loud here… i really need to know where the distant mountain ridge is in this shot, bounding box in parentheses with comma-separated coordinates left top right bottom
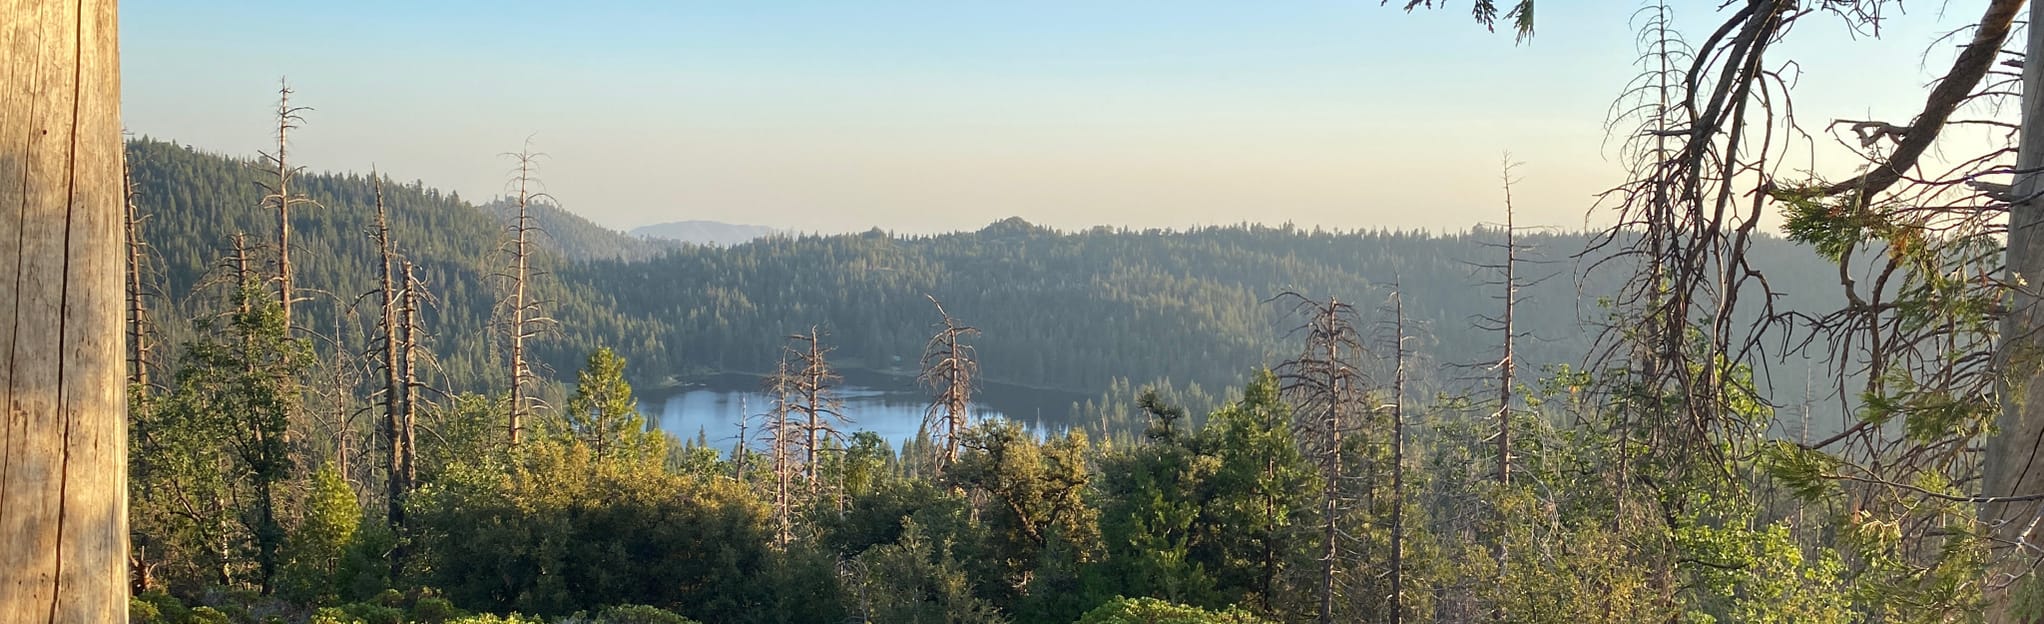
(481, 199, 678, 262)
(631, 220, 781, 247)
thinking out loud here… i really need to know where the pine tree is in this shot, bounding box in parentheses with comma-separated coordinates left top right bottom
(561, 347, 651, 460)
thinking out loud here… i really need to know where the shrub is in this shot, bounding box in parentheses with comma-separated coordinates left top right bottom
(1075, 597, 1274, 624)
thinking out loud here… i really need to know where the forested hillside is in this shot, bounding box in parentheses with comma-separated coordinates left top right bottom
(480, 197, 676, 262)
(134, 137, 1846, 414)
(95, 0, 2039, 621)
(127, 138, 667, 397)
(580, 218, 1848, 405)
(118, 134, 1911, 624)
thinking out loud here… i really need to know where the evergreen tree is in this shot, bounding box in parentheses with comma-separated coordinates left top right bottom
(559, 347, 653, 461)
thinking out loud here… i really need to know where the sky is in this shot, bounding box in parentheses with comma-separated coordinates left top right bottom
(120, 1, 1995, 235)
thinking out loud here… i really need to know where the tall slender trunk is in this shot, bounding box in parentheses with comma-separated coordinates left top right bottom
(266, 79, 305, 329)
(507, 170, 532, 445)
(734, 397, 749, 481)
(375, 177, 403, 526)
(1318, 301, 1342, 624)
(399, 262, 420, 493)
(232, 234, 253, 319)
(124, 159, 152, 390)
(805, 329, 824, 498)
(1390, 286, 1408, 624)
(1493, 166, 1519, 623)
(771, 358, 794, 547)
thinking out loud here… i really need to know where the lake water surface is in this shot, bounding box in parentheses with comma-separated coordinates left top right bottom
(653, 371, 1086, 449)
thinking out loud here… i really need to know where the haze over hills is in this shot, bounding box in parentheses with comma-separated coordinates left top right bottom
(631, 220, 782, 247)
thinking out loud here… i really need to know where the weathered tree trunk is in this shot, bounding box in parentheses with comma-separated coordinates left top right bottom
(1493, 172, 1517, 624)
(375, 177, 402, 525)
(918, 296, 978, 474)
(503, 152, 539, 446)
(1274, 292, 1360, 624)
(805, 330, 823, 496)
(263, 80, 307, 329)
(372, 177, 412, 578)
(398, 262, 419, 493)
(769, 357, 794, 547)
(0, 0, 131, 620)
(1318, 312, 1340, 624)
(1985, 0, 2044, 618)
(785, 327, 842, 502)
(1390, 286, 1407, 624)
(123, 160, 150, 391)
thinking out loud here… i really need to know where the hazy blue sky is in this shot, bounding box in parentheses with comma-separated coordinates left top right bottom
(122, 2, 1989, 234)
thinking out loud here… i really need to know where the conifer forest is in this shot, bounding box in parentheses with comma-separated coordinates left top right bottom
(19, 0, 2044, 623)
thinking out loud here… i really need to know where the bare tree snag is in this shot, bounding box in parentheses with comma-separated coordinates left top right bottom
(1491, 162, 1520, 624)
(369, 174, 413, 565)
(398, 261, 420, 493)
(1386, 283, 1409, 624)
(784, 327, 845, 501)
(917, 295, 978, 473)
(374, 174, 402, 525)
(764, 357, 796, 547)
(256, 79, 311, 330)
(497, 146, 551, 446)
(1273, 292, 1365, 624)
(0, 0, 131, 620)
(123, 158, 152, 392)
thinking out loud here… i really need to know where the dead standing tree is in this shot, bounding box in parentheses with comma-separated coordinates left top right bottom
(496, 145, 556, 446)
(917, 295, 979, 473)
(1272, 292, 1368, 624)
(762, 358, 797, 547)
(371, 174, 407, 531)
(780, 327, 848, 502)
(397, 260, 424, 496)
(0, 1, 130, 618)
(125, 156, 159, 392)
(365, 175, 426, 577)
(255, 79, 314, 330)
(1378, 283, 1414, 624)
(1472, 157, 1535, 621)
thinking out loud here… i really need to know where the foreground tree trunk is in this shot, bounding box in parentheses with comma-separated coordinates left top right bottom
(1986, 0, 2044, 618)
(0, 0, 131, 621)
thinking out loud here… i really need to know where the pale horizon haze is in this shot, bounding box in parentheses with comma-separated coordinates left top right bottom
(121, 2, 1987, 235)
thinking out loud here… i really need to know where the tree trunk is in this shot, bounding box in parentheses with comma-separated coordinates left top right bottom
(1986, 0, 2044, 618)
(1390, 287, 1407, 624)
(123, 161, 149, 391)
(504, 156, 536, 446)
(398, 262, 419, 494)
(1494, 175, 1517, 623)
(0, 0, 131, 620)
(1318, 304, 1340, 624)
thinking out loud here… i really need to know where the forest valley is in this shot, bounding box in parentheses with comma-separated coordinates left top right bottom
(111, 2, 2044, 623)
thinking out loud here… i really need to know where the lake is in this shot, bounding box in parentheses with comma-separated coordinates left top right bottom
(653, 370, 1089, 449)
